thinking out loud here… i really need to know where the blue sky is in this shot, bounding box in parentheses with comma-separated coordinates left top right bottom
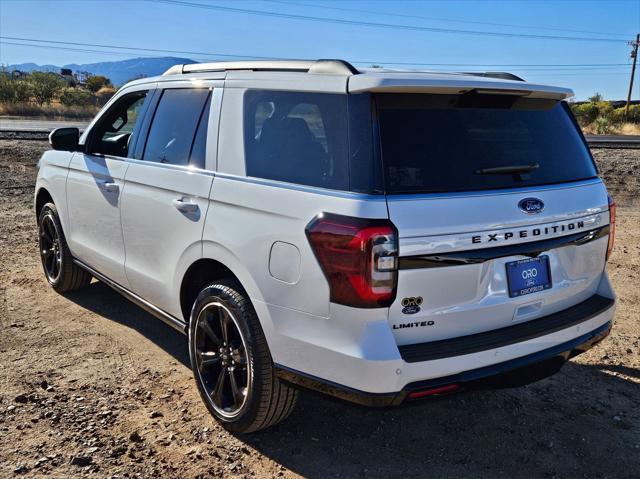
(1, 0, 639, 100)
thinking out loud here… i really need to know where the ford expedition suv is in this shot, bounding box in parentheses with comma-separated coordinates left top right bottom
(35, 60, 616, 433)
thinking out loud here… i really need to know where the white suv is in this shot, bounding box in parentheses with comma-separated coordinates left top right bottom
(35, 60, 617, 433)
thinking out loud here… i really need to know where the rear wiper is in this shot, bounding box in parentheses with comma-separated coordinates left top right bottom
(474, 163, 539, 175)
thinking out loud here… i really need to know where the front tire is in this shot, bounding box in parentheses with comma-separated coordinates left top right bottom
(188, 281, 297, 433)
(38, 203, 91, 293)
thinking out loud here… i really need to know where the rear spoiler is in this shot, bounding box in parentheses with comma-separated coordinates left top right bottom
(348, 75, 573, 100)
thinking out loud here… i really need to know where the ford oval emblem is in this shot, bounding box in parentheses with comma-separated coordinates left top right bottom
(518, 198, 544, 214)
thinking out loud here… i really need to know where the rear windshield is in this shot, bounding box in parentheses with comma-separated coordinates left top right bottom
(377, 93, 597, 194)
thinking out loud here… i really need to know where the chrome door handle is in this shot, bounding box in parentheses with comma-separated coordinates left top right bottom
(98, 180, 119, 193)
(172, 197, 199, 214)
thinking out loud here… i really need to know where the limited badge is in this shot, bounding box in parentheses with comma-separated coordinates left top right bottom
(401, 296, 423, 315)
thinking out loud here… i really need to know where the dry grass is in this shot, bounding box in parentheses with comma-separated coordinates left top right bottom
(0, 102, 98, 119)
(617, 123, 640, 135)
(581, 122, 640, 136)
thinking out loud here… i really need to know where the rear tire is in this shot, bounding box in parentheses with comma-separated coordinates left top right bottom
(38, 203, 91, 293)
(188, 280, 297, 433)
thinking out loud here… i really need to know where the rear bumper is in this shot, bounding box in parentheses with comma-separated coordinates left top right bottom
(398, 294, 613, 363)
(276, 319, 612, 407)
(260, 273, 616, 403)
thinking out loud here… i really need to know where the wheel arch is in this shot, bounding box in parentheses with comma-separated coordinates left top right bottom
(179, 246, 265, 323)
(180, 258, 243, 323)
(35, 186, 54, 220)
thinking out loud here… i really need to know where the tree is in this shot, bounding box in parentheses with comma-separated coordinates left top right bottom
(0, 74, 16, 102)
(12, 80, 31, 102)
(588, 92, 603, 103)
(0, 75, 32, 103)
(86, 75, 112, 93)
(28, 72, 65, 105)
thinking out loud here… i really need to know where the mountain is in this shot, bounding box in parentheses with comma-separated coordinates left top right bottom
(6, 62, 59, 73)
(7, 56, 196, 85)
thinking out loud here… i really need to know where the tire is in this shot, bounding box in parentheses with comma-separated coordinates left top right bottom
(188, 280, 298, 433)
(38, 202, 91, 293)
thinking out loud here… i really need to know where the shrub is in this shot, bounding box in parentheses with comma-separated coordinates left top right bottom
(95, 86, 116, 106)
(86, 75, 112, 93)
(595, 116, 612, 135)
(0, 76, 31, 103)
(610, 108, 627, 125)
(571, 102, 600, 124)
(28, 72, 65, 105)
(625, 104, 640, 123)
(571, 101, 615, 126)
(59, 87, 93, 107)
(608, 105, 640, 124)
(0, 101, 98, 119)
(594, 101, 613, 119)
(0, 75, 15, 102)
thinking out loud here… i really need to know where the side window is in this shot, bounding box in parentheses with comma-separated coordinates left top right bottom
(244, 90, 349, 190)
(89, 91, 148, 158)
(143, 88, 210, 167)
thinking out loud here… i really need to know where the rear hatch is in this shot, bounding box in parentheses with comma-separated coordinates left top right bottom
(376, 93, 610, 346)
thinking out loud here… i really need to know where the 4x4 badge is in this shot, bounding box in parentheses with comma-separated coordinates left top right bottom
(401, 296, 423, 315)
(518, 198, 544, 214)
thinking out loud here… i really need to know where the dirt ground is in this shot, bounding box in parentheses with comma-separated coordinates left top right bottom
(0, 139, 638, 479)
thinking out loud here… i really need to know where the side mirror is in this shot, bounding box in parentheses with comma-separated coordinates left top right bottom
(49, 127, 80, 151)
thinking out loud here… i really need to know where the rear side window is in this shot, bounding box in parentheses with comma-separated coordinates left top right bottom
(244, 90, 349, 190)
(143, 88, 211, 167)
(377, 94, 597, 194)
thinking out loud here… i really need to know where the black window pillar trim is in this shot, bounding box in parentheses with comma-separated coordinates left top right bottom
(132, 88, 161, 161)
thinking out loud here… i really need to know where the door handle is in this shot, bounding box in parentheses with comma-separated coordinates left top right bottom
(98, 180, 119, 193)
(172, 197, 199, 214)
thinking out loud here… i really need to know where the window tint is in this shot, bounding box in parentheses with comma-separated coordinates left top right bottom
(244, 90, 349, 190)
(90, 91, 147, 157)
(377, 94, 597, 194)
(143, 88, 210, 166)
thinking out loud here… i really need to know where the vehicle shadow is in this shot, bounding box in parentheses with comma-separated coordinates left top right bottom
(64, 279, 190, 367)
(242, 362, 639, 478)
(64, 280, 639, 477)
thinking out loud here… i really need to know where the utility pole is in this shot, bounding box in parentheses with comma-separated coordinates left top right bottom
(625, 33, 639, 117)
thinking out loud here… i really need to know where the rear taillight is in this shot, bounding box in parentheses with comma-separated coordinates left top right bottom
(306, 213, 398, 308)
(606, 195, 616, 261)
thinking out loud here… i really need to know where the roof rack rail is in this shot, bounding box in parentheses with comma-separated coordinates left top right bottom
(163, 59, 359, 76)
(462, 72, 525, 82)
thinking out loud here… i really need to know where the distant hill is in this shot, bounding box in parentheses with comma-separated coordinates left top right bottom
(7, 56, 196, 86)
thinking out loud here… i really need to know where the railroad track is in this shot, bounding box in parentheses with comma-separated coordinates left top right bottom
(1, 128, 640, 148)
(584, 135, 640, 148)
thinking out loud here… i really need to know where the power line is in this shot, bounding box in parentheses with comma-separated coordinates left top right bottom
(0, 37, 633, 73)
(264, 0, 632, 38)
(0, 36, 275, 61)
(0, 41, 160, 59)
(355, 61, 630, 69)
(148, 0, 629, 44)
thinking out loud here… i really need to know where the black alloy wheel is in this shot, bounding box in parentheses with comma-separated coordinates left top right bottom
(193, 301, 251, 418)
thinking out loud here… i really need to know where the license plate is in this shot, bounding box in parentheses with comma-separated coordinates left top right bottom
(506, 256, 552, 298)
